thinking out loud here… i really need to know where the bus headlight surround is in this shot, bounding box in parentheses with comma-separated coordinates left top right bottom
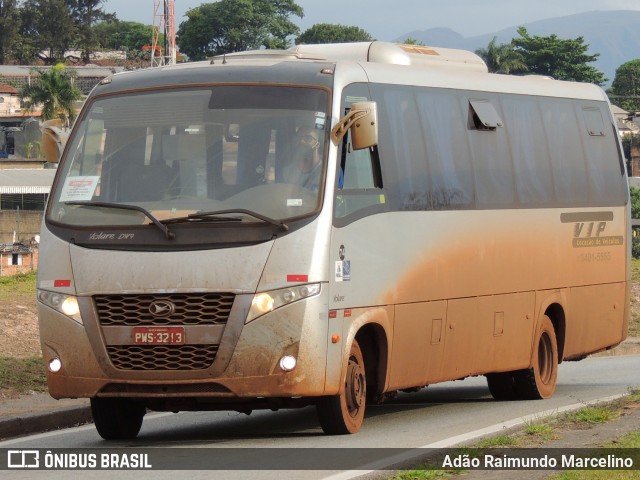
(247, 283, 321, 323)
(37, 290, 83, 325)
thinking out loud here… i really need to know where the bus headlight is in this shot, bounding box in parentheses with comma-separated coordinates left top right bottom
(246, 283, 321, 323)
(37, 290, 83, 325)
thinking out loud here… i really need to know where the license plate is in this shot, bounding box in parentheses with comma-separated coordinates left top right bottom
(132, 326, 185, 345)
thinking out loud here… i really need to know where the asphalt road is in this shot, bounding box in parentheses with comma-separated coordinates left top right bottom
(2, 354, 639, 479)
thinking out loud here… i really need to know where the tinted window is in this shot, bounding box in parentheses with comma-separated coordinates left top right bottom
(540, 100, 589, 205)
(501, 97, 554, 205)
(415, 90, 474, 208)
(465, 96, 515, 207)
(579, 104, 627, 205)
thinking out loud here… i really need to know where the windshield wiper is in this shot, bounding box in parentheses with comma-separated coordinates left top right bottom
(63, 201, 175, 240)
(163, 209, 288, 232)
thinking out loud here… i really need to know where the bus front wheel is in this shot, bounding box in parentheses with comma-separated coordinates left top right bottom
(91, 397, 146, 440)
(316, 339, 366, 434)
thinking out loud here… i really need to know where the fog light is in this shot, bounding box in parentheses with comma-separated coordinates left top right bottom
(279, 355, 297, 372)
(49, 358, 62, 373)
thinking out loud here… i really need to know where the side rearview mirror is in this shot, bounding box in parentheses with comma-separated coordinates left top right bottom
(40, 118, 69, 163)
(331, 101, 378, 150)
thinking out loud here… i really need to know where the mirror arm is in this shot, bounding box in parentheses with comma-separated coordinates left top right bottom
(330, 109, 369, 145)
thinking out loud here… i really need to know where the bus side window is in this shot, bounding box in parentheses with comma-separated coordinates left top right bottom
(335, 126, 384, 219)
(341, 132, 375, 189)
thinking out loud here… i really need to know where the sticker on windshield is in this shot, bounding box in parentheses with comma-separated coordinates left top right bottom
(287, 199, 303, 207)
(59, 176, 100, 202)
(315, 112, 326, 129)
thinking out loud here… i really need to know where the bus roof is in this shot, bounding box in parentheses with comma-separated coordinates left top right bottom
(97, 41, 607, 104)
(218, 41, 607, 102)
(288, 42, 489, 73)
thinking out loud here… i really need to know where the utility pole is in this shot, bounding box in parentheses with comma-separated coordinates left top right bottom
(151, 0, 176, 67)
(15, 205, 20, 243)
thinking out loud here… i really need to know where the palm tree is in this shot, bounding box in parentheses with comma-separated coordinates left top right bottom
(475, 37, 528, 75)
(19, 64, 83, 125)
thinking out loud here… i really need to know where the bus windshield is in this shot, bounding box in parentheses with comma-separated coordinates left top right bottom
(48, 85, 329, 230)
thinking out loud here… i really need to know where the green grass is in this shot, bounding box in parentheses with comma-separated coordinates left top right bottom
(475, 434, 518, 448)
(563, 405, 620, 425)
(391, 470, 460, 480)
(552, 470, 640, 479)
(0, 270, 37, 301)
(628, 388, 640, 402)
(0, 270, 37, 288)
(386, 395, 640, 480)
(612, 431, 640, 448)
(548, 432, 640, 480)
(0, 273, 44, 396)
(523, 418, 557, 443)
(0, 356, 47, 394)
(628, 258, 640, 337)
(632, 258, 640, 283)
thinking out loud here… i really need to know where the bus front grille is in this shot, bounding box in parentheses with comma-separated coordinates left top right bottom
(107, 345, 219, 371)
(94, 293, 235, 326)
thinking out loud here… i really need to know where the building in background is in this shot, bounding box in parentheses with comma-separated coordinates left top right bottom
(0, 240, 38, 276)
(0, 168, 55, 275)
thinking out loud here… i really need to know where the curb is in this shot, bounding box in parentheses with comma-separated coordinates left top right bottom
(0, 405, 92, 440)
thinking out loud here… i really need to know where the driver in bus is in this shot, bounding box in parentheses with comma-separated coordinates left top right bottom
(284, 126, 322, 191)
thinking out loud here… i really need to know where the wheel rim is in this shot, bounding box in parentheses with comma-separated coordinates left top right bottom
(538, 332, 553, 385)
(345, 355, 366, 417)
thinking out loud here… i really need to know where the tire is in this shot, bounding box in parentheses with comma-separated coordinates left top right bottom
(486, 372, 518, 400)
(514, 315, 558, 399)
(316, 339, 366, 434)
(91, 397, 146, 440)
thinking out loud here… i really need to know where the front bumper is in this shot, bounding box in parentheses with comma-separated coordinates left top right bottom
(38, 290, 330, 400)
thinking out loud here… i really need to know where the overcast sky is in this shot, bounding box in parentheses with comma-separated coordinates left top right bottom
(103, 0, 640, 40)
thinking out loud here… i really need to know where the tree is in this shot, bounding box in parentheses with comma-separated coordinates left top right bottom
(511, 27, 607, 85)
(631, 186, 640, 220)
(93, 20, 156, 52)
(18, 0, 78, 64)
(403, 38, 425, 46)
(0, 0, 20, 63)
(177, 0, 303, 60)
(296, 23, 372, 45)
(68, 0, 115, 63)
(475, 36, 527, 74)
(19, 64, 83, 124)
(608, 59, 640, 112)
(11, 0, 40, 63)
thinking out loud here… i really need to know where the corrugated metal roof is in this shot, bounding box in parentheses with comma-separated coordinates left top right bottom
(0, 169, 56, 194)
(0, 65, 122, 77)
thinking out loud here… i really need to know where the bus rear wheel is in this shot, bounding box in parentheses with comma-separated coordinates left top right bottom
(316, 339, 366, 434)
(91, 397, 146, 440)
(486, 372, 518, 400)
(514, 315, 558, 399)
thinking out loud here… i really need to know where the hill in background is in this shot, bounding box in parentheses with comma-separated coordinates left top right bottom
(396, 10, 640, 86)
